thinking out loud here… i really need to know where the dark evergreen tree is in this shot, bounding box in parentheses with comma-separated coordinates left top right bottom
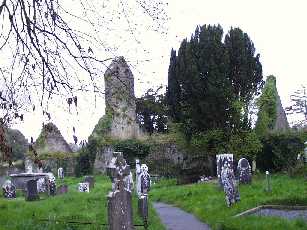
(224, 28, 263, 130)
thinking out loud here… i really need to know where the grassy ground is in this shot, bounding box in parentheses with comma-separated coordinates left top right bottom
(151, 174, 307, 230)
(0, 176, 165, 230)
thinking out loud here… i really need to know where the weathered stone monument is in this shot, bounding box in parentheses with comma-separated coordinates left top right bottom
(104, 57, 142, 140)
(25, 179, 39, 201)
(83, 176, 95, 189)
(221, 162, 240, 207)
(237, 158, 252, 184)
(2, 180, 16, 199)
(48, 173, 56, 196)
(37, 177, 47, 193)
(216, 154, 234, 185)
(136, 160, 151, 226)
(107, 152, 134, 230)
(78, 182, 90, 192)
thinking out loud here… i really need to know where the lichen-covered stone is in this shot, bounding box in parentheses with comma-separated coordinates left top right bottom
(237, 158, 252, 184)
(104, 57, 142, 140)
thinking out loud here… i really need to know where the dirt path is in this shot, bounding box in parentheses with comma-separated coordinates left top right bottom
(153, 202, 211, 230)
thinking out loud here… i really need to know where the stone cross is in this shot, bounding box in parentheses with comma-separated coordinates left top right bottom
(25, 179, 40, 201)
(221, 163, 240, 207)
(216, 154, 234, 186)
(2, 180, 16, 199)
(107, 152, 133, 230)
(46, 173, 57, 196)
(237, 158, 252, 184)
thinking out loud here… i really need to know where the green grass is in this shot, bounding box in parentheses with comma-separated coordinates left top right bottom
(0, 175, 165, 230)
(151, 174, 307, 230)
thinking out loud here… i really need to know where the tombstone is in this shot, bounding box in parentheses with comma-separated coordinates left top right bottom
(237, 158, 252, 184)
(57, 167, 64, 179)
(135, 159, 141, 193)
(37, 177, 47, 193)
(47, 173, 56, 196)
(78, 182, 90, 192)
(216, 154, 234, 186)
(83, 176, 95, 189)
(2, 180, 16, 199)
(57, 184, 68, 195)
(221, 163, 240, 207)
(25, 179, 40, 201)
(107, 152, 133, 230)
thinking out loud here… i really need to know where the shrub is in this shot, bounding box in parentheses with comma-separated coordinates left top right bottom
(257, 132, 304, 172)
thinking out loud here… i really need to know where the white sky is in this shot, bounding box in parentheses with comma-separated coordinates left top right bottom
(12, 0, 307, 143)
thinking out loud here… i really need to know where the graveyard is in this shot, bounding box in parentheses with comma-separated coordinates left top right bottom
(1, 1, 307, 230)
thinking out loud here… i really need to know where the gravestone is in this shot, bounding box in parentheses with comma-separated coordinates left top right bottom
(25, 179, 39, 201)
(78, 182, 90, 192)
(83, 176, 95, 189)
(107, 152, 133, 230)
(216, 154, 234, 186)
(221, 163, 240, 207)
(47, 173, 56, 196)
(57, 184, 68, 195)
(37, 177, 47, 193)
(57, 167, 64, 179)
(237, 158, 252, 184)
(2, 180, 16, 199)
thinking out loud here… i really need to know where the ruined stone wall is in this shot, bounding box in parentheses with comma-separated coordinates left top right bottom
(273, 93, 289, 132)
(104, 57, 143, 139)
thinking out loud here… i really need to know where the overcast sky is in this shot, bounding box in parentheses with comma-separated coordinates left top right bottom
(13, 0, 307, 143)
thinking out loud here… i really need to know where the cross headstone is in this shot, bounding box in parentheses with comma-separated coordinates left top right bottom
(83, 176, 95, 189)
(2, 180, 16, 199)
(237, 158, 252, 184)
(216, 154, 234, 186)
(221, 163, 240, 207)
(78, 182, 90, 192)
(47, 173, 56, 196)
(107, 152, 133, 230)
(25, 179, 39, 201)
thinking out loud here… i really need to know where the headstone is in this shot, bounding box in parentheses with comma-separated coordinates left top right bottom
(237, 158, 252, 184)
(78, 182, 90, 192)
(107, 152, 133, 230)
(83, 176, 95, 189)
(221, 162, 240, 207)
(265, 171, 272, 192)
(57, 167, 64, 179)
(57, 184, 68, 195)
(37, 177, 47, 193)
(25, 179, 39, 201)
(304, 141, 307, 163)
(136, 162, 150, 197)
(2, 180, 16, 199)
(47, 173, 56, 196)
(216, 154, 234, 186)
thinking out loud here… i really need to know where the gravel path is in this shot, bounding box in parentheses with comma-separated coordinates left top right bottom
(153, 202, 211, 230)
(253, 208, 307, 221)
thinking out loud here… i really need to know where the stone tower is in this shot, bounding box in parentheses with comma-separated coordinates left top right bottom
(104, 56, 142, 139)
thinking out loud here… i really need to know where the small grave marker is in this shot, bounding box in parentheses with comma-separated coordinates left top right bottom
(78, 182, 90, 192)
(237, 158, 252, 184)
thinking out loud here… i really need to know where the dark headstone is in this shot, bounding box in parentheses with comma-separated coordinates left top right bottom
(237, 158, 252, 184)
(25, 179, 39, 201)
(107, 152, 134, 230)
(2, 180, 16, 199)
(47, 173, 56, 196)
(83, 176, 95, 189)
(57, 184, 68, 195)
